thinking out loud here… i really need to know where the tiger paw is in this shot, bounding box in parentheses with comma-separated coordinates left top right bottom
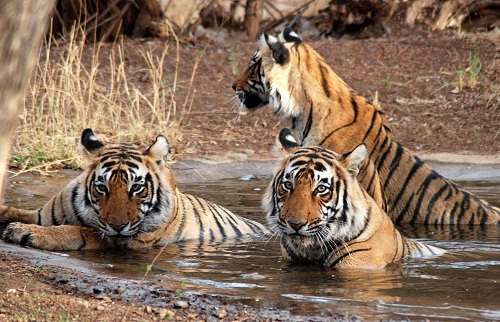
(2, 223, 63, 251)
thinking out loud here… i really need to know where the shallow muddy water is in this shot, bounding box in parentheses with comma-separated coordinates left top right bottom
(2, 165, 500, 321)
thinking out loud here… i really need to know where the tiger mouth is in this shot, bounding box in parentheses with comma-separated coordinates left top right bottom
(102, 229, 139, 239)
(236, 90, 269, 110)
(108, 234, 134, 239)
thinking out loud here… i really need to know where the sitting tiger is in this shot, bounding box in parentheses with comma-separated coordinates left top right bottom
(0, 129, 268, 251)
(233, 28, 500, 226)
(264, 128, 444, 268)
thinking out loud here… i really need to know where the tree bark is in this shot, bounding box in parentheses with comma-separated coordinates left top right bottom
(0, 1, 55, 199)
(244, 0, 264, 40)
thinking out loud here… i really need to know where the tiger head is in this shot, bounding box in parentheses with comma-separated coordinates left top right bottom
(79, 129, 176, 239)
(232, 28, 307, 117)
(233, 28, 351, 121)
(232, 50, 269, 111)
(263, 128, 369, 264)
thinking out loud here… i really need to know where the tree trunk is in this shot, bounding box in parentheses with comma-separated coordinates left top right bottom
(0, 1, 55, 199)
(244, 0, 264, 40)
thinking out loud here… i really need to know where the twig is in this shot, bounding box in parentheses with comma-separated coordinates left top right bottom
(260, 0, 315, 32)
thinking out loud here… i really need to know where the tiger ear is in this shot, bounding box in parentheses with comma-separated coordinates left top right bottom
(259, 33, 289, 65)
(80, 128, 105, 161)
(279, 27, 302, 44)
(146, 135, 170, 166)
(276, 128, 300, 157)
(341, 144, 367, 176)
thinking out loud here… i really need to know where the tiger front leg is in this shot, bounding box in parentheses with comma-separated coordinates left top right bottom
(0, 205, 40, 224)
(2, 223, 110, 250)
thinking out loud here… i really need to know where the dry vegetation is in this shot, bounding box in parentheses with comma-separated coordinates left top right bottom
(11, 27, 196, 172)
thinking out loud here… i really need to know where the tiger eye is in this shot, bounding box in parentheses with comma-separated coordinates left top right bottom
(94, 183, 107, 194)
(131, 184, 142, 192)
(282, 181, 293, 191)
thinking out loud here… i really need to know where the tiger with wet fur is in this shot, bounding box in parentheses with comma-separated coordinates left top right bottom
(0, 129, 268, 250)
(264, 129, 443, 268)
(233, 28, 500, 226)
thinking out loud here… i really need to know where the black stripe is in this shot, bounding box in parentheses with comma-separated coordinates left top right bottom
(382, 144, 405, 191)
(72, 185, 88, 225)
(198, 198, 228, 239)
(410, 173, 441, 225)
(318, 94, 359, 146)
(333, 179, 341, 208)
(456, 192, 471, 224)
(327, 248, 372, 267)
(50, 198, 59, 225)
(301, 103, 313, 144)
(189, 195, 205, 242)
(319, 64, 331, 98)
(396, 192, 415, 224)
(391, 161, 423, 222)
(214, 205, 242, 238)
(124, 160, 140, 169)
(424, 184, 449, 225)
(58, 192, 69, 224)
(173, 196, 188, 241)
(19, 233, 33, 246)
(375, 140, 395, 173)
(244, 219, 265, 234)
(371, 134, 389, 164)
(360, 108, 378, 142)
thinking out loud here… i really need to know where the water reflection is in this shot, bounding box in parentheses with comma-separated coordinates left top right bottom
(2, 172, 500, 320)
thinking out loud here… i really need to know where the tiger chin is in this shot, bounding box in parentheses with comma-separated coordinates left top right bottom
(263, 129, 444, 269)
(0, 129, 268, 251)
(233, 28, 500, 226)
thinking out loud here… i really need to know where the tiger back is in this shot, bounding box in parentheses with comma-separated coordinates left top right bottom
(233, 28, 500, 226)
(0, 129, 268, 251)
(264, 129, 443, 269)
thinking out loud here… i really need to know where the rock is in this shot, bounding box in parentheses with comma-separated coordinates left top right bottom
(215, 308, 227, 319)
(159, 308, 175, 319)
(173, 300, 189, 309)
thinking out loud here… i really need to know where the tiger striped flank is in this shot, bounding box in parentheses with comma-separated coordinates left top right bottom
(0, 129, 268, 251)
(233, 28, 500, 226)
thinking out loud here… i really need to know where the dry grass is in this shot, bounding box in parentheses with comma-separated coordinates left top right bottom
(10, 26, 193, 173)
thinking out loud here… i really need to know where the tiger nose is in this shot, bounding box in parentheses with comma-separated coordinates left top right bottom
(109, 222, 128, 232)
(231, 83, 237, 91)
(288, 221, 306, 232)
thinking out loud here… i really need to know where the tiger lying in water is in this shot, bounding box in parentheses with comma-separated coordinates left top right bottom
(264, 129, 444, 268)
(0, 129, 268, 250)
(233, 28, 500, 226)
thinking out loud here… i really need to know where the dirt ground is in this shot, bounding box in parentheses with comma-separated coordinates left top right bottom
(0, 15, 499, 322)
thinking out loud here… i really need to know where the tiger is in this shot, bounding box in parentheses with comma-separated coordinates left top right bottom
(264, 128, 444, 268)
(233, 27, 500, 226)
(0, 129, 268, 251)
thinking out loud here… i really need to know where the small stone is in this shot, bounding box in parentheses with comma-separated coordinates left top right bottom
(144, 305, 153, 314)
(95, 305, 106, 311)
(173, 300, 189, 309)
(77, 300, 89, 309)
(215, 309, 227, 319)
(159, 308, 175, 319)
